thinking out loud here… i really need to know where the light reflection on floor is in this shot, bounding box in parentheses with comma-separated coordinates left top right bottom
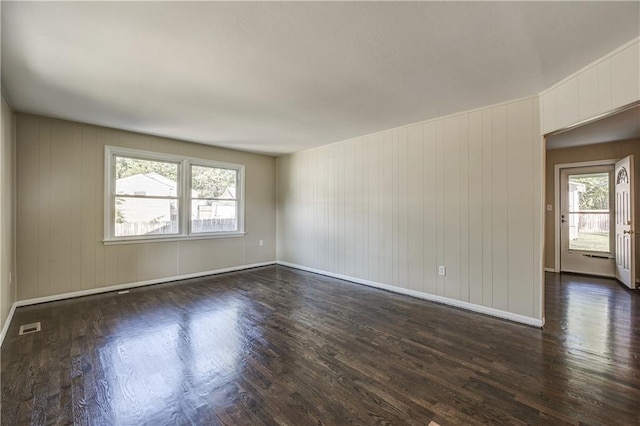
(562, 279, 630, 362)
(548, 273, 637, 409)
(189, 303, 242, 382)
(105, 299, 243, 422)
(565, 282, 612, 356)
(102, 323, 182, 422)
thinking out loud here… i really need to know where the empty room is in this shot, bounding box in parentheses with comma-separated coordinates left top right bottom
(1, 1, 639, 424)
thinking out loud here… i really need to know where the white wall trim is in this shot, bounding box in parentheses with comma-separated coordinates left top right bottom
(553, 159, 619, 272)
(14, 261, 276, 308)
(540, 37, 640, 96)
(0, 302, 17, 348)
(544, 268, 556, 273)
(2, 261, 275, 346)
(277, 261, 544, 328)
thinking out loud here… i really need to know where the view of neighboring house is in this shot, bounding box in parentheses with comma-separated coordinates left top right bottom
(115, 173, 236, 236)
(116, 173, 180, 227)
(194, 187, 236, 220)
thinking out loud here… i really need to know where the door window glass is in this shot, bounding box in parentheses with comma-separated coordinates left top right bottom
(567, 172, 610, 252)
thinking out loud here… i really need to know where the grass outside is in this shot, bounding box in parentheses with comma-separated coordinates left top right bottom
(570, 232, 609, 252)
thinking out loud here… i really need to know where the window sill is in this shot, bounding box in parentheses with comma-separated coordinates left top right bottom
(103, 232, 247, 245)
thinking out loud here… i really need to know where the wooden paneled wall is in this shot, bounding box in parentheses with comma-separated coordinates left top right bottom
(540, 38, 639, 135)
(1, 94, 16, 331)
(15, 114, 276, 301)
(277, 97, 544, 321)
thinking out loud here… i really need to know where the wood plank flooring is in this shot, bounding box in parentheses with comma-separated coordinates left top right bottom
(2, 266, 639, 425)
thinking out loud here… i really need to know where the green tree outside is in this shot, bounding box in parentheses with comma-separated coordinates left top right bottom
(570, 173, 609, 210)
(115, 157, 236, 198)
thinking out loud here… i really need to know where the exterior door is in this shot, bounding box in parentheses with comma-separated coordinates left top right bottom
(615, 155, 636, 289)
(560, 165, 615, 276)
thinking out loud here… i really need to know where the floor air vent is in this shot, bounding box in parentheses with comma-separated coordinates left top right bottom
(19, 322, 41, 335)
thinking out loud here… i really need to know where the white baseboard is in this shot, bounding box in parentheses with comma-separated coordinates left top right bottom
(1, 261, 276, 347)
(277, 261, 543, 328)
(13, 261, 276, 308)
(0, 303, 17, 348)
(544, 268, 556, 273)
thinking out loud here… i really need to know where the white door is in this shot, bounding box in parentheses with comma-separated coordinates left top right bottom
(615, 155, 636, 289)
(560, 165, 615, 276)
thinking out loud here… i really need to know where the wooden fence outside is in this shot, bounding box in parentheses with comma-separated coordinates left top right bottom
(578, 212, 609, 233)
(115, 218, 237, 236)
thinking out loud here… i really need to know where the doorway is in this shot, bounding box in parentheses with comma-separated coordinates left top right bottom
(558, 163, 615, 277)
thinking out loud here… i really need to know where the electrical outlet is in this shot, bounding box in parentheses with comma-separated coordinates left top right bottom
(259, 240, 264, 246)
(546, 204, 552, 212)
(438, 266, 446, 276)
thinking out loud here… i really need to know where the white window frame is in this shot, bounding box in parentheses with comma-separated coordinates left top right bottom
(104, 146, 245, 244)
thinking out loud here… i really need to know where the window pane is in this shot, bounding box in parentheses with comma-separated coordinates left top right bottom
(115, 157, 179, 196)
(191, 165, 237, 199)
(115, 197, 179, 236)
(191, 200, 237, 233)
(568, 212, 610, 252)
(568, 173, 609, 211)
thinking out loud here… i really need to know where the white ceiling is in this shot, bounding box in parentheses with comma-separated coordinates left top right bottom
(2, 2, 639, 155)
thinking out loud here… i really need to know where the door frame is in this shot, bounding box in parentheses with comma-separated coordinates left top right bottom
(553, 159, 618, 273)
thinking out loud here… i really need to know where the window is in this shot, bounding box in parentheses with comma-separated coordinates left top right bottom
(105, 146, 244, 243)
(566, 170, 612, 253)
(190, 165, 239, 234)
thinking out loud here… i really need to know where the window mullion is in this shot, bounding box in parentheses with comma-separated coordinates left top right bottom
(182, 160, 191, 236)
(238, 167, 243, 233)
(109, 152, 116, 240)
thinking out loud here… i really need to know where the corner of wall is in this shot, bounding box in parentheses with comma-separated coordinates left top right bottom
(0, 91, 17, 342)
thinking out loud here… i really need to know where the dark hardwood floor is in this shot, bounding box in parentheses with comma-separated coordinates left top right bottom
(2, 266, 639, 425)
